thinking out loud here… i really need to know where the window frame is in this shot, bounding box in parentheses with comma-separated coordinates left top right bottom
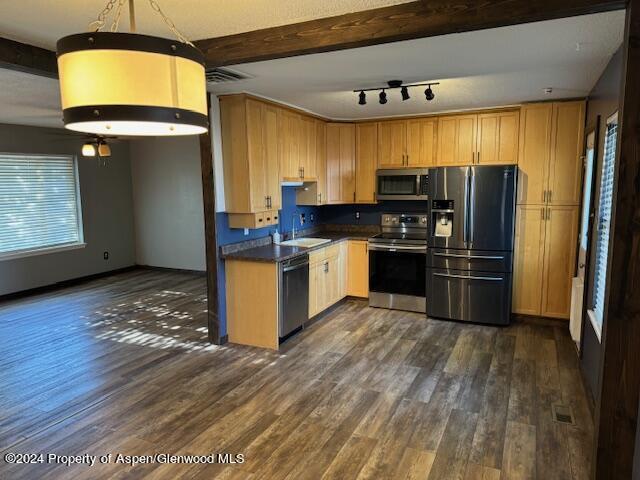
(0, 152, 86, 261)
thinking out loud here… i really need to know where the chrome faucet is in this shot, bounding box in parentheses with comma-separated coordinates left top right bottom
(291, 214, 297, 240)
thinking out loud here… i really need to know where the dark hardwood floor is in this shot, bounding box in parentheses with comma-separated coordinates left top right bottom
(0, 270, 593, 479)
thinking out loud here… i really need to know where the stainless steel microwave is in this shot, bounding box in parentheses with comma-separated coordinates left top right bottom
(376, 169, 429, 201)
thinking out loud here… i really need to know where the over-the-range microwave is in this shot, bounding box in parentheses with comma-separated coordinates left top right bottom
(376, 168, 429, 201)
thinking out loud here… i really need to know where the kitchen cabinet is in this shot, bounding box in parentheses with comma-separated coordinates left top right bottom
(406, 118, 438, 167)
(378, 120, 407, 168)
(355, 122, 378, 203)
(512, 204, 579, 319)
(326, 123, 356, 204)
(517, 101, 585, 205)
(296, 120, 327, 206)
(347, 240, 369, 297)
(278, 108, 301, 181)
(219, 95, 281, 223)
(227, 211, 279, 229)
(476, 111, 520, 165)
(226, 260, 279, 349)
(309, 243, 343, 317)
(437, 114, 477, 166)
(299, 115, 317, 180)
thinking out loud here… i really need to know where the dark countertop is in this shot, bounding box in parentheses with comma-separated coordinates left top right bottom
(222, 232, 374, 263)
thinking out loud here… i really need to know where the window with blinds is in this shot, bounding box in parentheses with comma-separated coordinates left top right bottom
(591, 113, 618, 332)
(0, 153, 83, 258)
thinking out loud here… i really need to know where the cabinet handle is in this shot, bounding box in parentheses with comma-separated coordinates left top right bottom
(324, 262, 329, 273)
(477, 152, 480, 164)
(547, 208, 551, 221)
(541, 208, 545, 220)
(406, 154, 409, 165)
(318, 193, 322, 204)
(548, 190, 552, 203)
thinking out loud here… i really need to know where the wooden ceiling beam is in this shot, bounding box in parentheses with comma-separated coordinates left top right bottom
(194, 0, 626, 67)
(0, 36, 57, 79)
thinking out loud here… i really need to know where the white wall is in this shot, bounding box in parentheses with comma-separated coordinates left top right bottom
(130, 136, 206, 271)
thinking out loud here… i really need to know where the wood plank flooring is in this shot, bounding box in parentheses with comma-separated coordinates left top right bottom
(0, 269, 593, 479)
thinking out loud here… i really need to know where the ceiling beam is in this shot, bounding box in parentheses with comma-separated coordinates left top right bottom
(0, 36, 57, 79)
(194, 0, 626, 67)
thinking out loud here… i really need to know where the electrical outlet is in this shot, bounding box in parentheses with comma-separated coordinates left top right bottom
(355, 212, 361, 220)
(300, 213, 306, 225)
(244, 228, 249, 236)
(310, 213, 315, 222)
(103, 251, 109, 260)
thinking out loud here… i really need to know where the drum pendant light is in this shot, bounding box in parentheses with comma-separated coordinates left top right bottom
(56, 0, 207, 136)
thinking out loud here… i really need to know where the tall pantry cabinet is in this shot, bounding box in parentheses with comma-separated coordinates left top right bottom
(512, 100, 585, 319)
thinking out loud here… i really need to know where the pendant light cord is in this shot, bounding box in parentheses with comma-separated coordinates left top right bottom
(88, 0, 193, 46)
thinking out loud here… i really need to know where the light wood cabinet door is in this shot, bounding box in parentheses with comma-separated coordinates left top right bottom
(378, 120, 406, 168)
(326, 255, 341, 307)
(512, 205, 546, 315)
(278, 109, 301, 180)
(326, 123, 355, 204)
(299, 115, 317, 180)
(406, 118, 437, 167)
(355, 122, 377, 203)
(517, 103, 553, 204)
(263, 104, 281, 210)
(246, 99, 268, 212)
(477, 111, 520, 165)
(316, 121, 327, 204)
(308, 261, 323, 318)
(347, 241, 369, 297)
(540, 205, 579, 319)
(437, 114, 477, 166)
(548, 101, 585, 206)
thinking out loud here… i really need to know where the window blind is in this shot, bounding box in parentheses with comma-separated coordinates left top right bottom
(592, 116, 617, 328)
(0, 153, 82, 256)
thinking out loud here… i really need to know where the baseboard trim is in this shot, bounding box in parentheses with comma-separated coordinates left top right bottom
(136, 264, 207, 276)
(0, 265, 137, 302)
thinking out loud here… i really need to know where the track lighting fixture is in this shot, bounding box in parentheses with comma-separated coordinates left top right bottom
(424, 86, 435, 101)
(354, 80, 440, 105)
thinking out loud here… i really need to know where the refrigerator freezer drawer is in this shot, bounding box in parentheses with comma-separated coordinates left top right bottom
(427, 248, 513, 272)
(426, 268, 512, 325)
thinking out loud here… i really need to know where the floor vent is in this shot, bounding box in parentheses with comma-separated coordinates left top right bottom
(205, 67, 251, 84)
(552, 404, 575, 425)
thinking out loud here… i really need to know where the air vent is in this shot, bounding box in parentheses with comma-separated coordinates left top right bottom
(551, 404, 575, 425)
(205, 67, 251, 84)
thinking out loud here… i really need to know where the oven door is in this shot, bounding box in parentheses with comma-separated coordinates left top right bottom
(369, 244, 427, 297)
(376, 169, 428, 200)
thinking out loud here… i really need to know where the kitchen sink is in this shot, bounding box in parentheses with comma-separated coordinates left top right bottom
(279, 238, 331, 248)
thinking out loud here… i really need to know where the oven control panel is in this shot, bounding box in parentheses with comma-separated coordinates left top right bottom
(381, 213, 428, 228)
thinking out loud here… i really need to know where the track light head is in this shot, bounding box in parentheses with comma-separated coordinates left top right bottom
(379, 90, 387, 105)
(424, 86, 435, 101)
(358, 91, 366, 105)
(401, 86, 410, 101)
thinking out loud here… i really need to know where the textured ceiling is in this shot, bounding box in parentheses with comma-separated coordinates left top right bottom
(0, 0, 414, 49)
(0, 10, 625, 128)
(209, 11, 625, 119)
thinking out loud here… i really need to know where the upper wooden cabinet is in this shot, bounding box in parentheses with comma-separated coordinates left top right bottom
(278, 109, 301, 181)
(326, 123, 356, 204)
(378, 120, 406, 168)
(299, 115, 317, 180)
(355, 122, 377, 203)
(219, 95, 281, 215)
(406, 118, 438, 167)
(377, 118, 437, 168)
(517, 101, 585, 205)
(477, 111, 520, 165)
(437, 114, 477, 166)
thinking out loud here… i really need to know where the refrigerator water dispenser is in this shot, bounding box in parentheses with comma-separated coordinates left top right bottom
(431, 200, 454, 238)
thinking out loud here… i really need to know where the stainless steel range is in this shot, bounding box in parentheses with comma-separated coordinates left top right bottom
(368, 212, 428, 313)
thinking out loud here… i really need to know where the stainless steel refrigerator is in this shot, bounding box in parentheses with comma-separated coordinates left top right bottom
(426, 165, 517, 325)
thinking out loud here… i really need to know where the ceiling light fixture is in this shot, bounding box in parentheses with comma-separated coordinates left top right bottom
(82, 142, 97, 157)
(354, 80, 440, 106)
(424, 86, 435, 101)
(57, 0, 207, 137)
(98, 141, 112, 157)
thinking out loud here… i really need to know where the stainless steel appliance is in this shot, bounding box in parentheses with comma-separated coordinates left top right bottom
(368, 212, 428, 313)
(279, 254, 309, 340)
(376, 169, 429, 200)
(426, 165, 516, 325)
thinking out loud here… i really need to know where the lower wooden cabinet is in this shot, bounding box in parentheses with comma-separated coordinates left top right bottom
(347, 240, 369, 297)
(309, 244, 342, 317)
(512, 205, 579, 319)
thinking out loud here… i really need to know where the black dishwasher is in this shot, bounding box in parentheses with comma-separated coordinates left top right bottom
(279, 254, 309, 341)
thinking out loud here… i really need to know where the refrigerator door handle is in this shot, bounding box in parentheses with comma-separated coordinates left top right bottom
(432, 252, 505, 260)
(468, 167, 475, 248)
(463, 168, 469, 247)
